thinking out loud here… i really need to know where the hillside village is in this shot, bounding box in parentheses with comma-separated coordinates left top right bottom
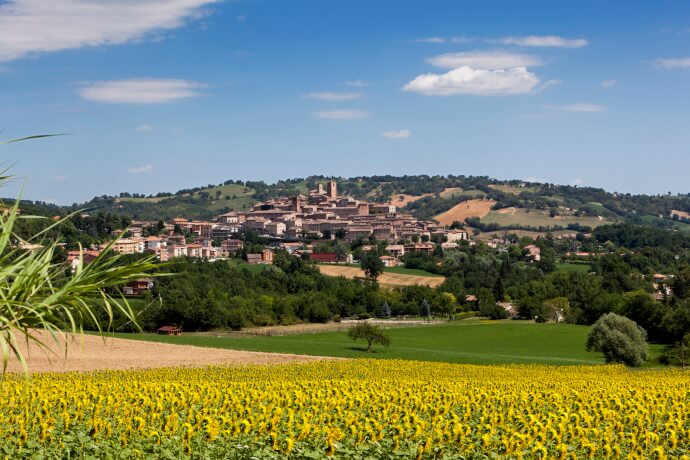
(80, 179, 471, 267)
(59, 179, 686, 311)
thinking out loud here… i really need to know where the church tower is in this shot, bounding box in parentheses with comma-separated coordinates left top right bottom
(327, 179, 337, 199)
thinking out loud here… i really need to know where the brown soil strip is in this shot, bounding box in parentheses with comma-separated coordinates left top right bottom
(5, 330, 330, 374)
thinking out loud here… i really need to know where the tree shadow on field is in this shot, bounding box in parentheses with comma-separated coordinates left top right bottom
(345, 346, 384, 354)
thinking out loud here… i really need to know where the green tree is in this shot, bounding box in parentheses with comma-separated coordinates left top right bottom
(360, 252, 384, 282)
(478, 288, 507, 319)
(586, 313, 648, 367)
(347, 322, 391, 352)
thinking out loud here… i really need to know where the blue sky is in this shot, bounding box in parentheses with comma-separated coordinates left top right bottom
(1, 0, 690, 204)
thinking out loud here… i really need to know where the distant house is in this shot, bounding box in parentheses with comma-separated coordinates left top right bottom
(221, 239, 244, 255)
(156, 325, 181, 336)
(113, 238, 143, 255)
(247, 249, 274, 265)
(122, 278, 154, 296)
(379, 255, 398, 268)
(497, 302, 519, 319)
(386, 244, 405, 258)
(144, 236, 164, 251)
(404, 243, 435, 254)
(186, 243, 203, 258)
(370, 204, 396, 214)
(279, 242, 303, 253)
(212, 225, 240, 240)
(67, 250, 101, 270)
(446, 229, 468, 242)
(167, 235, 186, 245)
(523, 244, 541, 262)
(309, 252, 340, 263)
(653, 274, 673, 300)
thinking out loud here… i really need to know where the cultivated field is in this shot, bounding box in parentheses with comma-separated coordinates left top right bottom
(672, 209, 690, 219)
(390, 193, 432, 207)
(5, 331, 325, 373)
(115, 321, 640, 365)
(481, 208, 611, 229)
(207, 319, 444, 337)
(390, 188, 476, 208)
(317, 264, 445, 288)
(433, 199, 496, 226)
(4, 360, 687, 458)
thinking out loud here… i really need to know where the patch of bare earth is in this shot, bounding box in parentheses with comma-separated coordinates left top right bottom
(218, 319, 444, 337)
(390, 188, 465, 208)
(5, 331, 329, 373)
(390, 193, 432, 208)
(433, 199, 496, 226)
(317, 265, 445, 288)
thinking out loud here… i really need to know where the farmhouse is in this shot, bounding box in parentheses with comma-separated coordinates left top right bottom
(309, 253, 341, 263)
(156, 325, 182, 336)
(379, 255, 398, 268)
(123, 278, 154, 296)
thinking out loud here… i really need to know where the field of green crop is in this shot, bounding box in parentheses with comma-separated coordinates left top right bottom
(556, 262, 592, 273)
(112, 321, 667, 366)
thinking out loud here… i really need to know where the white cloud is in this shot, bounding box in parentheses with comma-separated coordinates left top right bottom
(413, 37, 447, 44)
(544, 103, 606, 112)
(236, 15, 246, 22)
(0, 0, 219, 62)
(600, 79, 616, 88)
(428, 50, 543, 70)
(53, 175, 67, 182)
(315, 109, 369, 120)
(304, 92, 363, 101)
(404, 66, 540, 96)
(381, 129, 411, 139)
(345, 79, 368, 87)
(656, 57, 690, 69)
(492, 35, 588, 48)
(80, 79, 202, 104)
(570, 178, 585, 186)
(128, 164, 153, 174)
(410, 36, 473, 44)
(135, 124, 153, 133)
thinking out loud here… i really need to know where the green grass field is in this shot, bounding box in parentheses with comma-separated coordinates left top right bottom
(115, 183, 257, 212)
(556, 262, 592, 273)
(226, 259, 272, 273)
(380, 266, 444, 277)
(111, 321, 667, 366)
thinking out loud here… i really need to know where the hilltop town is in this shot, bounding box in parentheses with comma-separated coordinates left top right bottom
(90, 179, 469, 267)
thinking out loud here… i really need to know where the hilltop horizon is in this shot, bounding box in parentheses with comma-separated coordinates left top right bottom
(10, 172, 689, 209)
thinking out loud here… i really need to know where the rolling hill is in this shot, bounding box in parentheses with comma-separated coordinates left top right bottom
(47, 175, 690, 232)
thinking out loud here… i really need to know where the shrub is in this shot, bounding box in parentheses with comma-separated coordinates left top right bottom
(586, 313, 648, 367)
(479, 303, 508, 320)
(347, 323, 391, 352)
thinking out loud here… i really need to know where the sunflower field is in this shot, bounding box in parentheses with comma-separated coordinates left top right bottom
(1, 360, 688, 459)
